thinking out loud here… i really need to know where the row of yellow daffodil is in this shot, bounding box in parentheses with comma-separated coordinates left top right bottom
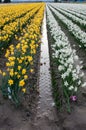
(0, 4, 42, 54)
(0, 3, 40, 28)
(0, 3, 45, 106)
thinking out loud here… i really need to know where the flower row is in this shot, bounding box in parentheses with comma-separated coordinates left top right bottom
(52, 6, 86, 28)
(51, 3, 86, 17)
(59, 8, 86, 22)
(0, 3, 45, 105)
(49, 5, 86, 49)
(47, 5, 84, 112)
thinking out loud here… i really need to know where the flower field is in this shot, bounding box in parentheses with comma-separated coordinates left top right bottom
(0, 2, 86, 130)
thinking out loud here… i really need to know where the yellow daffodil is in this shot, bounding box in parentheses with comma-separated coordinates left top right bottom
(22, 88, 26, 93)
(30, 69, 34, 73)
(19, 80, 25, 87)
(3, 72, 6, 76)
(22, 69, 26, 75)
(8, 79, 14, 86)
(18, 66, 21, 71)
(17, 75, 21, 79)
(24, 75, 28, 80)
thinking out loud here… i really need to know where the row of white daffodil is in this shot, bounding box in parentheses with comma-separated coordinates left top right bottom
(58, 8, 86, 22)
(48, 5, 86, 49)
(63, 5, 86, 17)
(51, 6, 86, 28)
(46, 6, 84, 110)
(66, 9, 86, 19)
(51, 3, 86, 17)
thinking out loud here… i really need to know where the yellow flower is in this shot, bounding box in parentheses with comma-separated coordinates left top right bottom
(15, 72, 18, 75)
(9, 69, 14, 76)
(17, 75, 21, 79)
(16, 43, 20, 49)
(3, 72, 6, 76)
(5, 50, 10, 58)
(22, 69, 26, 75)
(22, 48, 26, 53)
(22, 88, 26, 93)
(6, 62, 10, 66)
(8, 79, 14, 86)
(24, 33, 29, 38)
(31, 40, 35, 44)
(18, 66, 21, 71)
(27, 56, 33, 62)
(10, 61, 15, 66)
(11, 52, 14, 55)
(30, 69, 34, 73)
(19, 80, 25, 87)
(21, 39, 25, 44)
(19, 59, 22, 64)
(8, 56, 15, 61)
(33, 49, 36, 54)
(24, 75, 28, 80)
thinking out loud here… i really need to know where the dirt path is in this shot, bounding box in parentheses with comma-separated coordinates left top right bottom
(31, 10, 60, 130)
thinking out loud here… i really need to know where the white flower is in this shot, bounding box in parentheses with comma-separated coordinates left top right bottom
(78, 80, 81, 85)
(64, 81, 68, 87)
(76, 65, 80, 74)
(74, 87, 78, 92)
(58, 65, 64, 71)
(73, 73, 79, 81)
(8, 87, 11, 99)
(61, 73, 67, 79)
(80, 72, 84, 77)
(80, 61, 83, 64)
(82, 82, 86, 87)
(74, 55, 79, 61)
(68, 86, 74, 90)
